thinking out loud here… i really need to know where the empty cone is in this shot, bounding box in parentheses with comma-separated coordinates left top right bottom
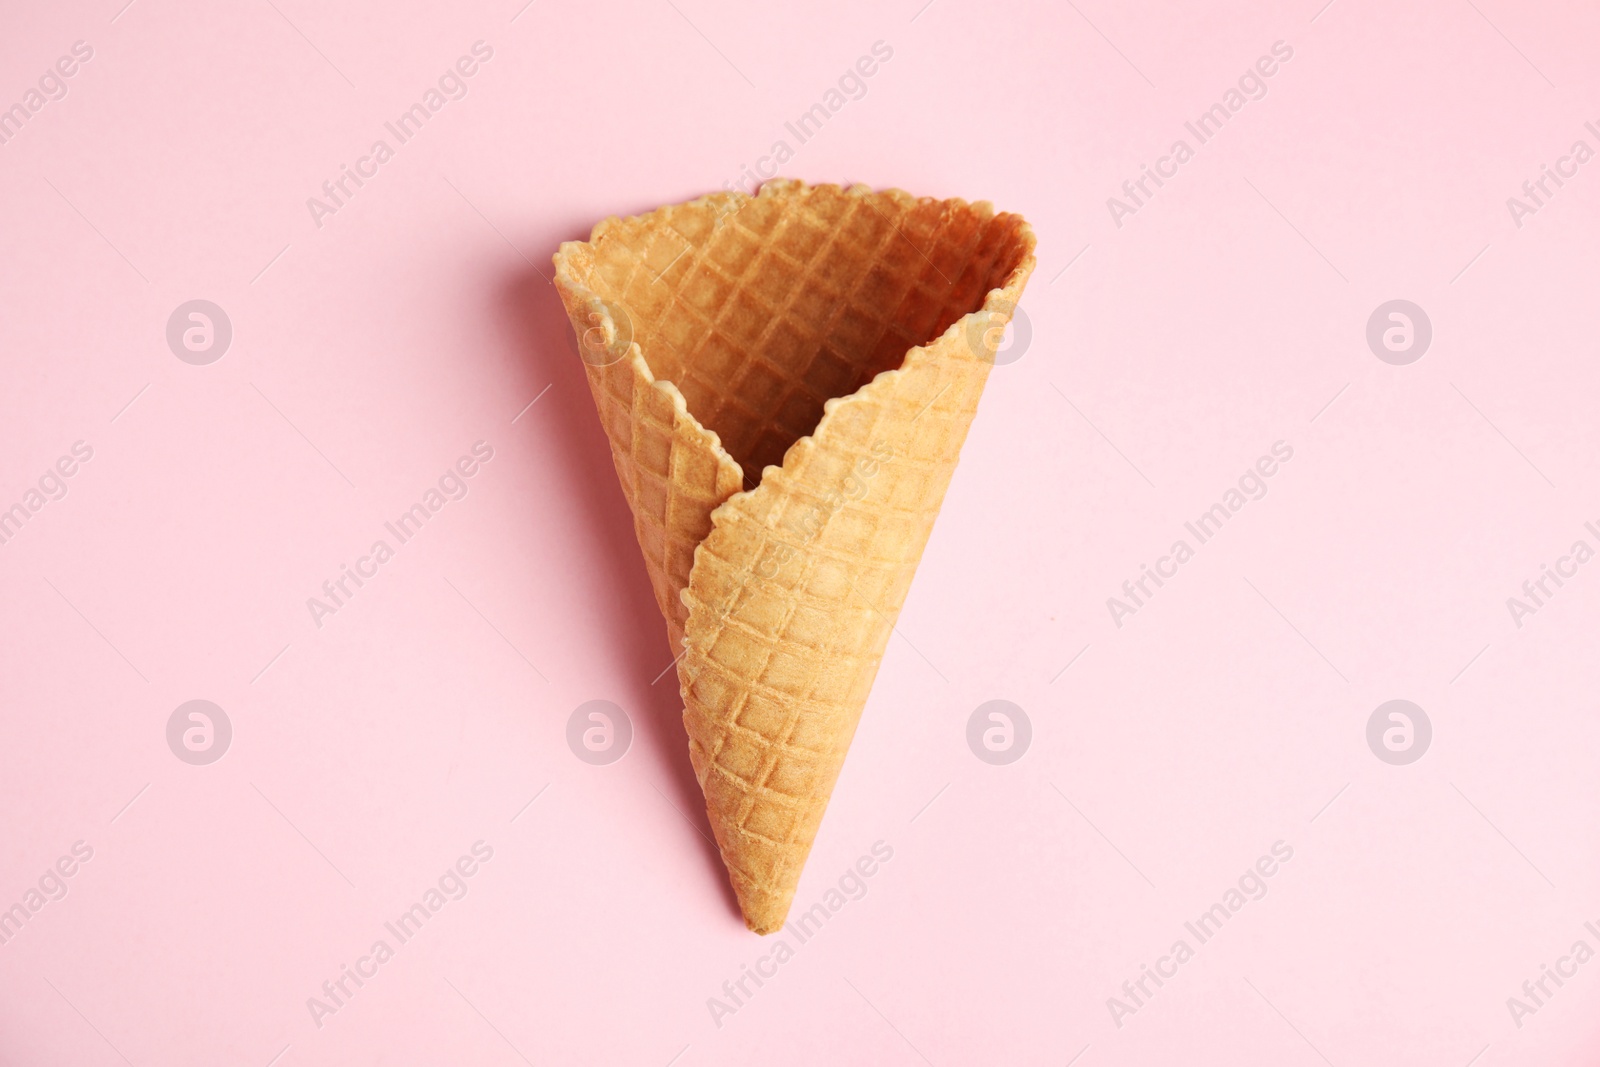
(553, 180, 1035, 932)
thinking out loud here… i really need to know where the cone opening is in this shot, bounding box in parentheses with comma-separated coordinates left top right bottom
(561, 181, 1033, 487)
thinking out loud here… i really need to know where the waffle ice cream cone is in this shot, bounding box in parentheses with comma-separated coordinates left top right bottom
(553, 180, 1035, 933)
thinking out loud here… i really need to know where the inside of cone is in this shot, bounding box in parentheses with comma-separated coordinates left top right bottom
(567, 183, 1033, 487)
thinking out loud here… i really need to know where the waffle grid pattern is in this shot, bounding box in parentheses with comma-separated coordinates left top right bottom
(553, 181, 1036, 932)
(679, 353, 995, 931)
(601, 183, 1007, 485)
(579, 342, 741, 651)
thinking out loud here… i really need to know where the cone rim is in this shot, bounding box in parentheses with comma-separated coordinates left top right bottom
(551, 178, 1037, 508)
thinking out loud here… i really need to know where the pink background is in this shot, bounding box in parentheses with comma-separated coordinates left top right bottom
(2, 0, 1598, 1063)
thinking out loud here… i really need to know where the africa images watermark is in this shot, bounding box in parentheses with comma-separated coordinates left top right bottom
(0, 40, 95, 148)
(706, 840, 894, 1029)
(968, 700, 1032, 765)
(1106, 40, 1295, 228)
(167, 700, 232, 765)
(1505, 119, 1600, 230)
(0, 440, 95, 549)
(1504, 918, 1600, 1030)
(566, 699, 632, 766)
(1107, 840, 1295, 1028)
(0, 840, 95, 949)
(305, 840, 494, 1029)
(306, 41, 495, 229)
(305, 441, 494, 629)
(1106, 441, 1295, 628)
(716, 41, 895, 200)
(1503, 519, 1600, 629)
